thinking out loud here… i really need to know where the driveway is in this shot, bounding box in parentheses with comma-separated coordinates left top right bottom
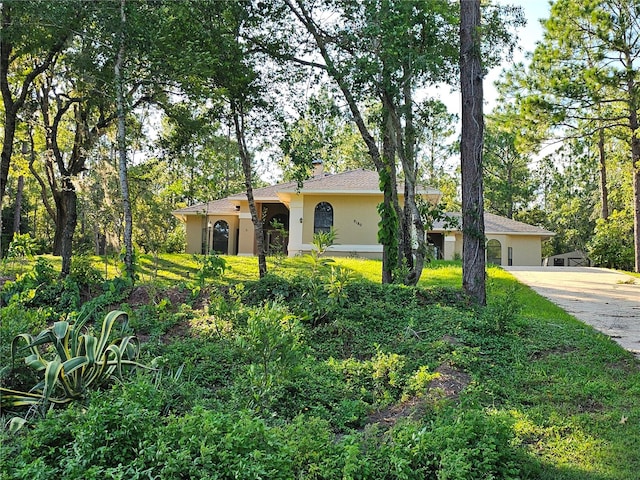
(504, 266, 640, 356)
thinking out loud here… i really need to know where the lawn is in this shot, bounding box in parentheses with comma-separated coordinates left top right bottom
(1, 254, 639, 479)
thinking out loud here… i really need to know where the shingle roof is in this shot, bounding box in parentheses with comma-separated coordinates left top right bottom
(281, 169, 382, 192)
(228, 181, 298, 201)
(227, 169, 386, 199)
(173, 197, 239, 216)
(432, 212, 555, 236)
(175, 169, 439, 216)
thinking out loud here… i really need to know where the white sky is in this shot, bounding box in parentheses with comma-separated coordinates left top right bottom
(434, 0, 551, 116)
(486, 0, 551, 107)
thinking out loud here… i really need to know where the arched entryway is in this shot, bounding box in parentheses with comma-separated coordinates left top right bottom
(266, 212, 289, 254)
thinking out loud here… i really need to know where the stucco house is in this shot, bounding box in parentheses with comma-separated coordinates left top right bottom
(172, 167, 554, 266)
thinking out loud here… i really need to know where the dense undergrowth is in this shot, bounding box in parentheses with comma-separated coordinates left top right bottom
(1, 255, 639, 479)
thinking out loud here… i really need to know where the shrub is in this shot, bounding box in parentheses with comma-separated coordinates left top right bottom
(588, 210, 634, 270)
(1, 311, 151, 410)
(236, 302, 304, 409)
(387, 409, 523, 479)
(193, 252, 229, 286)
(68, 256, 104, 299)
(2, 233, 37, 273)
(0, 303, 50, 392)
(149, 408, 295, 479)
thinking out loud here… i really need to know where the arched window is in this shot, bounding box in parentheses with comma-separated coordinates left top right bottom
(213, 220, 229, 254)
(314, 202, 333, 234)
(486, 239, 502, 265)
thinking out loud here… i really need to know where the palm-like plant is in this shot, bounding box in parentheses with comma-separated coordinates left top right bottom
(1, 310, 150, 408)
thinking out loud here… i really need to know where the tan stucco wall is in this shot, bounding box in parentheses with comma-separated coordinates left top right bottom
(505, 235, 543, 266)
(443, 233, 544, 266)
(237, 215, 255, 255)
(184, 217, 205, 254)
(301, 194, 380, 247)
(184, 215, 238, 255)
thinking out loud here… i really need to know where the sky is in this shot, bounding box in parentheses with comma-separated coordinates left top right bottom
(485, 0, 551, 107)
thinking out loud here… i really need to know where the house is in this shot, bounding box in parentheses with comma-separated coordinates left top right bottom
(172, 167, 554, 266)
(431, 212, 555, 266)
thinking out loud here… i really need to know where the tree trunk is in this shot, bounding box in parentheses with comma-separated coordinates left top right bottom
(629, 110, 640, 273)
(597, 127, 609, 221)
(399, 70, 427, 286)
(60, 182, 77, 276)
(0, 3, 15, 217)
(12, 175, 24, 234)
(115, 0, 134, 281)
(231, 99, 267, 278)
(52, 191, 64, 255)
(460, 0, 486, 305)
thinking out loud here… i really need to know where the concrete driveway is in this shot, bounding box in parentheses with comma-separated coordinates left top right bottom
(504, 266, 640, 356)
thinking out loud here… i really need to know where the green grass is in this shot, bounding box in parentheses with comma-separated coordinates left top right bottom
(2, 254, 640, 479)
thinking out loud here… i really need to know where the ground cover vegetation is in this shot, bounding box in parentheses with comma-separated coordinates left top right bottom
(1, 255, 639, 479)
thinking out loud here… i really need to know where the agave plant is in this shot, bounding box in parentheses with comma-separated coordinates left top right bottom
(1, 310, 151, 408)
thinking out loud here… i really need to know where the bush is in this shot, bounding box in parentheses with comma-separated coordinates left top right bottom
(1, 311, 151, 410)
(148, 408, 295, 479)
(0, 380, 164, 480)
(588, 210, 634, 270)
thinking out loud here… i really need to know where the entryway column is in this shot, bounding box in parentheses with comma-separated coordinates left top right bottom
(443, 235, 457, 260)
(287, 196, 304, 256)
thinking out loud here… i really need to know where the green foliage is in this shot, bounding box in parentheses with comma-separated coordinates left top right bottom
(480, 286, 522, 334)
(236, 302, 303, 409)
(2, 257, 640, 478)
(378, 173, 400, 278)
(588, 210, 634, 270)
(310, 227, 337, 261)
(4, 233, 37, 268)
(193, 252, 229, 287)
(0, 258, 79, 311)
(1, 311, 151, 410)
(68, 256, 104, 287)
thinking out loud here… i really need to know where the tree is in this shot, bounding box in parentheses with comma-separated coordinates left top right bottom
(521, 0, 640, 272)
(155, 0, 272, 277)
(416, 98, 458, 184)
(114, 0, 135, 280)
(158, 104, 246, 204)
(279, 0, 460, 284)
(0, 1, 82, 255)
(460, 0, 486, 305)
(280, 88, 372, 182)
(483, 112, 535, 219)
(33, 72, 109, 275)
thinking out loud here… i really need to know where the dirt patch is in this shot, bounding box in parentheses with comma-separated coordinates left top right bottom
(363, 363, 471, 430)
(128, 286, 151, 306)
(161, 321, 193, 343)
(126, 285, 191, 308)
(429, 363, 472, 400)
(365, 396, 425, 429)
(529, 345, 577, 361)
(164, 286, 191, 307)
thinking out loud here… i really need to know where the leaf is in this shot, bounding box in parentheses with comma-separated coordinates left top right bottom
(43, 359, 64, 401)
